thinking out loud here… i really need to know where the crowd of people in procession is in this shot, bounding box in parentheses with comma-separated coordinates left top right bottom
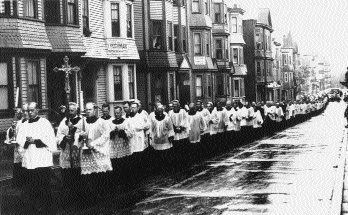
(4, 95, 329, 214)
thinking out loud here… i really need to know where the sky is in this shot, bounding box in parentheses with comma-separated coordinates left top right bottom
(227, 0, 348, 77)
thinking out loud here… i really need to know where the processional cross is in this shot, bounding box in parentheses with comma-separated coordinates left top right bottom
(53, 56, 80, 168)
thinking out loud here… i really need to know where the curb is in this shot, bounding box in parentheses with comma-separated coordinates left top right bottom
(329, 127, 347, 215)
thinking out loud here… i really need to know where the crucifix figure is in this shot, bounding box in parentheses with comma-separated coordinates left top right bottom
(54, 56, 80, 168)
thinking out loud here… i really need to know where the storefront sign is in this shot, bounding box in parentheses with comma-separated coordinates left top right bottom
(194, 56, 206, 65)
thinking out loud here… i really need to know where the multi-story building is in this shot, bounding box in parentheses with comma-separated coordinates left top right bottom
(0, 0, 52, 134)
(188, 0, 219, 104)
(211, 0, 233, 103)
(243, 8, 274, 102)
(280, 31, 296, 101)
(134, 0, 190, 109)
(0, 0, 140, 131)
(228, 4, 247, 102)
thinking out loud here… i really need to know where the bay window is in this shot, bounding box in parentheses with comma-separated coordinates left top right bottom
(152, 20, 163, 50)
(196, 75, 202, 97)
(67, 0, 77, 24)
(126, 3, 132, 38)
(174, 24, 179, 52)
(192, 0, 200, 13)
(232, 48, 238, 64)
(82, 0, 89, 35)
(182, 26, 187, 52)
(215, 39, 223, 59)
(194, 33, 201, 56)
(257, 61, 261, 76)
(0, 63, 9, 110)
(111, 3, 120, 37)
(23, 0, 37, 18)
(0, 0, 17, 16)
(205, 32, 210, 56)
(216, 75, 224, 96)
(233, 79, 240, 97)
(231, 17, 237, 33)
(204, 0, 209, 15)
(27, 61, 40, 105)
(128, 65, 135, 99)
(45, 0, 60, 24)
(207, 74, 212, 97)
(169, 74, 175, 101)
(168, 21, 173, 51)
(113, 66, 122, 100)
(214, 3, 222, 23)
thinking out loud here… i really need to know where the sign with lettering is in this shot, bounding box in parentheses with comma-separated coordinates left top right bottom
(106, 41, 128, 52)
(194, 56, 206, 65)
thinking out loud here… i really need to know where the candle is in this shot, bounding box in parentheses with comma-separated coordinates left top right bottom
(15, 87, 19, 108)
(80, 91, 84, 112)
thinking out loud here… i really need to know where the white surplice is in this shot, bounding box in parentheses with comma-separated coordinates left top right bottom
(168, 109, 190, 140)
(150, 115, 174, 150)
(188, 112, 206, 143)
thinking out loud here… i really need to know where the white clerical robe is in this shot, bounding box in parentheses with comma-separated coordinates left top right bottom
(56, 116, 81, 168)
(198, 108, 211, 135)
(109, 118, 132, 158)
(77, 118, 112, 175)
(214, 108, 226, 133)
(240, 107, 254, 126)
(208, 109, 219, 135)
(225, 108, 237, 131)
(168, 109, 190, 140)
(150, 115, 174, 150)
(275, 107, 284, 122)
(264, 106, 276, 121)
(17, 117, 57, 169)
(127, 113, 150, 153)
(253, 110, 264, 128)
(188, 112, 206, 143)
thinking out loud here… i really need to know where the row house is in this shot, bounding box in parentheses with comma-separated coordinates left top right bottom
(243, 8, 274, 102)
(47, 0, 139, 119)
(228, 4, 247, 102)
(0, 0, 140, 130)
(0, 0, 52, 133)
(280, 31, 296, 101)
(134, 0, 191, 109)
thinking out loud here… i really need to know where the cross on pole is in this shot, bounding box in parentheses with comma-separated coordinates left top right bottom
(53, 56, 80, 168)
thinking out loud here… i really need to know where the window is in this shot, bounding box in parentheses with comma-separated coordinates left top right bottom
(255, 28, 263, 49)
(257, 61, 261, 76)
(126, 4, 132, 38)
(215, 39, 223, 59)
(194, 33, 201, 56)
(207, 74, 212, 97)
(182, 26, 187, 52)
(67, 0, 77, 24)
(282, 54, 287, 65)
(23, 0, 37, 18)
(113, 66, 122, 100)
(285, 72, 288, 82)
(216, 75, 224, 96)
(169, 74, 175, 101)
(289, 56, 292, 65)
(0, 63, 9, 110)
(174, 25, 179, 52)
(214, 3, 221, 23)
(206, 32, 210, 56)
(128, 66, 135, 99)
(233, 79, 240, 97)
(232, 48, 238, 64)
(27, 61, 40, 104)
(1, 0, 17, 16)
(239, 19, 242, 33)
(204, 0, 209, 15)
(196, 75, 202, 97)
(168, 21, 173, 51)
(111, 3, 120, 37)
(45, 0, 60, 24)
(152, 21, 162, 49)
(82, 0, 89, 33)
(192, 0, 199, 13)
(231, 17, 237, 33)
(239, 47, 244, 64)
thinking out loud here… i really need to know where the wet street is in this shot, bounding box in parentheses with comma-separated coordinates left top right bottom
(65, 102, 345, 215)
